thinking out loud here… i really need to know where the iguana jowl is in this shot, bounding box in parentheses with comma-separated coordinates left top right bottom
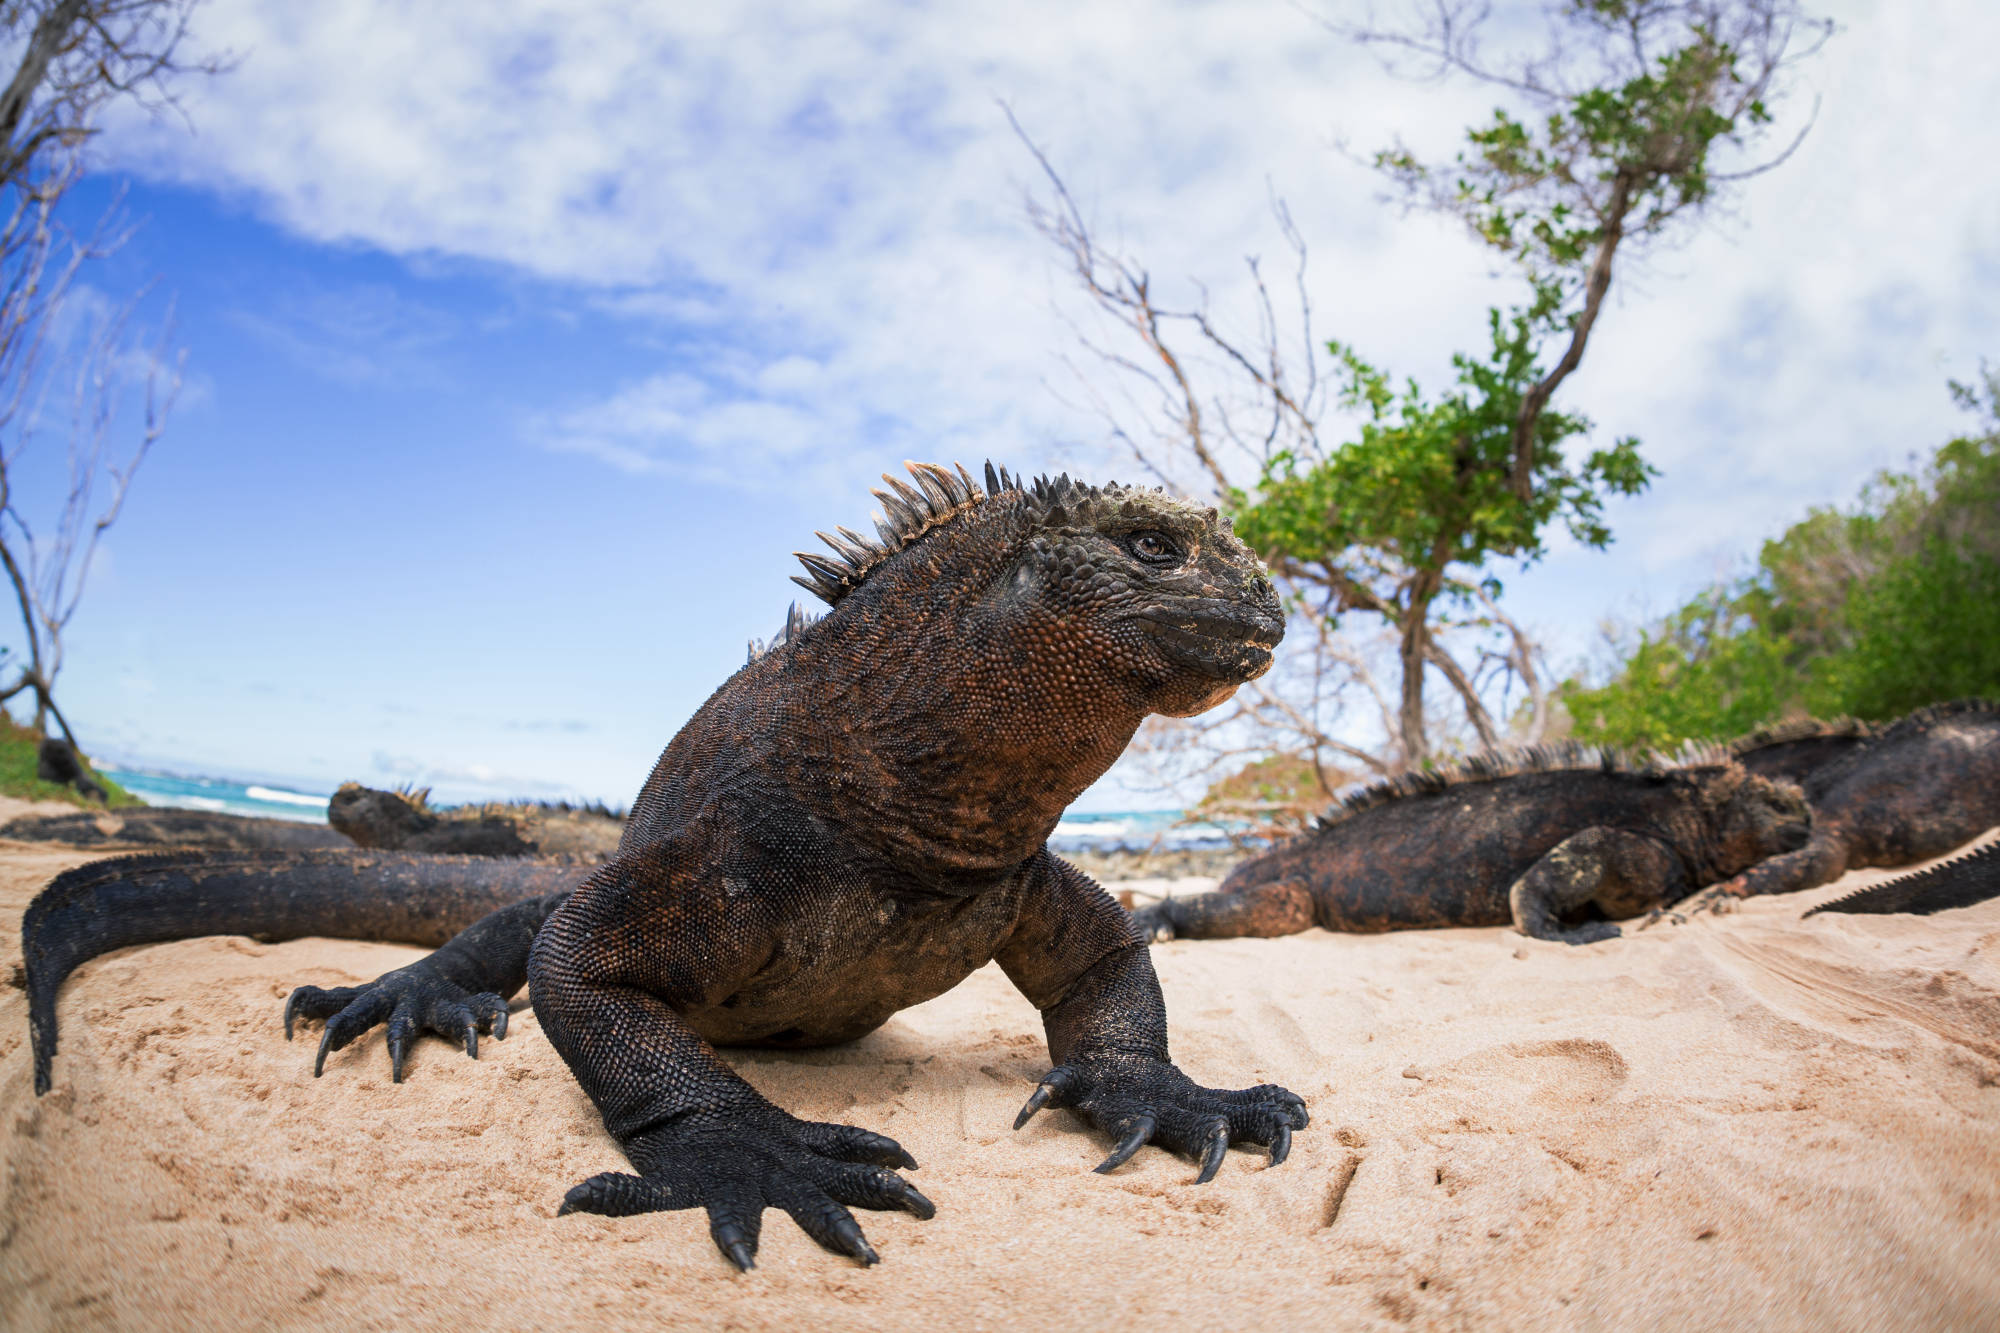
(24, 462, 1307, 1271)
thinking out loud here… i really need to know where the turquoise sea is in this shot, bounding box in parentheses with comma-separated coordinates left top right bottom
(99, 769, 1226, 850)
(102, 769, 333, 824)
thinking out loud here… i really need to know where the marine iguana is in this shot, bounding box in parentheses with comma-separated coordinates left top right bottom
(1687, 698, 2000, 912)
(1725, 716, 1876, 788)
(24, 462, 1308, 1272)
(328, 783, 625, 860)
(1, 806, 350, 851)
(1803, 840, 2000, 917)
(1130, 746, 1812, 946)
(35, 737, 107, 804)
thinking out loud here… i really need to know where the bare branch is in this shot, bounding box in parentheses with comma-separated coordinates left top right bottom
(0, 1, 214, 749)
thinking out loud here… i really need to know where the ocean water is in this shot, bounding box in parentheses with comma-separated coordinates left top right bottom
(102, 770, 333, 824)
(1048, 809, 1237, 852)
(99, 769, 1216, 850)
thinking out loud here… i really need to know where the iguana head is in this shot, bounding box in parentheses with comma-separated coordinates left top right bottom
(1700, 766, 1814, 876)
(789, 462, 1284, 719)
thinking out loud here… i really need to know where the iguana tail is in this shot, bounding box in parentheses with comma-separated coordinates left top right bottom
(1, 807, 355, 852)
(23, 849, 592, 1095)
(1803, 842, 2000, 919)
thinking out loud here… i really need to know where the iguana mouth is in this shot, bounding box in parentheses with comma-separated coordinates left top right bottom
(1131, 599, 1283, 680)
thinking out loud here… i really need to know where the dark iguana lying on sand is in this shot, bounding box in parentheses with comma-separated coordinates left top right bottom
(328, 783, 625, 860)
(1802, 840, 2000, 918)
(1, 806, 351, 851)
(1130, 746, 1812, 946)
(25, 462, 1308, 1272)
(1687, 699, 2000, 913)
(1724, 715, 1876, 788)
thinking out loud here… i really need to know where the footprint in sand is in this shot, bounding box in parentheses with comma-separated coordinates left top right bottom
(1416, 1037, 1630, 1111)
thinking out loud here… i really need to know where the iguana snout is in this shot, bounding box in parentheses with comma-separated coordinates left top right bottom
(1131, 596, 1284, 683)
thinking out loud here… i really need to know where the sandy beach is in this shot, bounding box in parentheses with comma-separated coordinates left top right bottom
(1, 807, 1995, 1331)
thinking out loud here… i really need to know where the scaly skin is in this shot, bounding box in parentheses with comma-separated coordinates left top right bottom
(23, 463, 1308, 1272)
(1686, 699, 2000, 914)
(1804, 840, 2000, 918)
(1133, 752, 1812, 946)
(1725, 717, 1875, 792)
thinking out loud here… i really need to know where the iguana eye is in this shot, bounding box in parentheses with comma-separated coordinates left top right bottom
(1127, 531, 1180, 564)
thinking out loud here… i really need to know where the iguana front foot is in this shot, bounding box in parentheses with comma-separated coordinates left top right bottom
(1013, 1056, 1308, 1182)
(559, 1110, 933, 1271)
(1680, 882, 1747, 918)
(284, 960, 511, 1082)
(1634, 904, 1688, 932)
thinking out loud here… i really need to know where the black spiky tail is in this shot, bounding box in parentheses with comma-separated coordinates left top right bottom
(1804, 842, 2000, 919)
(23, 849, 593, 1095)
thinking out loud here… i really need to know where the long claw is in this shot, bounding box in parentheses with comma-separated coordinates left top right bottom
(492, 1007, 509, 1041)
(1094, 1115, 1155, 1174)
(834, 1216, 878, 1265)
(463, 1022, 479, 1059)
(714, 1221, 756, 1272)
(1270, 1122, 1292, 1166)
(314, 1025, 336, 1077)
(283, 991, 301, 1041)
(389, 1032, 407, 1084)
(1014, 1068, 1071, 1130)
(894, 1181, 936, 1220)
(1195, 1121, 1230, 1184)
(894, 1146, 919, 1171)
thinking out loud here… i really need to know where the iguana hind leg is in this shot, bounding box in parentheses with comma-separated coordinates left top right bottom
(1509, 827, 1688, 945)
(285, 890, 567, 1081)
(286, 970, 511, 1081)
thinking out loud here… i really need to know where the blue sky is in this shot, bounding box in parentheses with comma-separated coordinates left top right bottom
(16, 0, 2000, 809)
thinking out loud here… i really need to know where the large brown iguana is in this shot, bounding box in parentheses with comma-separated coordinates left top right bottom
(1131, 746, 1812, 946)
(24, 462, 1308, 1272)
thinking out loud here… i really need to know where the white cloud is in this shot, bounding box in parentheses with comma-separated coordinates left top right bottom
(91, 0, 2000, 725)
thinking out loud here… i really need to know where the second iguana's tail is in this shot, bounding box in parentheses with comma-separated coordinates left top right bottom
(23, 849, 594, 1095)
(1804, 841, 2000, 919)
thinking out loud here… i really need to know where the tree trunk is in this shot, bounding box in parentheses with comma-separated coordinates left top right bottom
(1396, 575, 1444, 765)
(1396, 615, 1427, 766)
(1509, 173, 1634, 500)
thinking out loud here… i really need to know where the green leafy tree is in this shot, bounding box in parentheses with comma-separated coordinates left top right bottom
(1019, 0, 1828, 777)
(1564, 366, 2000, 744)
(1232, 308, 1652, 759)
(1343, 0, 1834, 499)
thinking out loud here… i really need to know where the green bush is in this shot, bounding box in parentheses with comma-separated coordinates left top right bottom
(1563, 369, 2000, 745)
